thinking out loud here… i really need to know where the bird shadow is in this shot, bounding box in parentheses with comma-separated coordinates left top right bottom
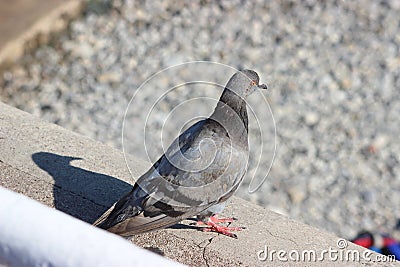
(167, 218, 206, 232)
(32, 152, 132, 223)
(168, 223, 199, 231)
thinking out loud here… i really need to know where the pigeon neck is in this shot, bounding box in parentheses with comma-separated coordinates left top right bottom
(211, 88, 249, 139)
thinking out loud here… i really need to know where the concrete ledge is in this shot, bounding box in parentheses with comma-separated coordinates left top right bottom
(0, 102, 398, 266)
(0, 0, 84, 73)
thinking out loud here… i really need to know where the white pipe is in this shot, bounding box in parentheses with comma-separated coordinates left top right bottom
(0, 186, 184, 267)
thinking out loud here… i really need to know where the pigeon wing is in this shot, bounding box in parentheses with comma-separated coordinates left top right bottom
(94, 119, 221, 235)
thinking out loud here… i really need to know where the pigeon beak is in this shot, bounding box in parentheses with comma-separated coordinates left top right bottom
(258, 84, 268, 90)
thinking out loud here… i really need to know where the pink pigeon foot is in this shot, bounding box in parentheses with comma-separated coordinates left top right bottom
(197, 215, 244, 238)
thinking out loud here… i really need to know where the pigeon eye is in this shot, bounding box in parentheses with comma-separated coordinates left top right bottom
(251, 81, 257, 86)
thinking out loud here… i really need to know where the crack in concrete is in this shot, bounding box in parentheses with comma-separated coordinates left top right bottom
(168, 233, 214, 266)
(52, 183, 108, 208)
(196, 236, 216, 267)
(264, 227, 299, 246)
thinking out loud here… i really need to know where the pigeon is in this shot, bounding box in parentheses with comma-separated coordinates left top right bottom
(94, 69, 268, 238)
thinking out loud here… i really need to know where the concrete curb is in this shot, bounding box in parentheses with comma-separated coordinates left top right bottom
(0, 0, 84, 73)
(0, 102, 398, 266)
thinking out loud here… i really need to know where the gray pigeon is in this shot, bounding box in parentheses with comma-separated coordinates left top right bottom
(94, 70, 268, 238)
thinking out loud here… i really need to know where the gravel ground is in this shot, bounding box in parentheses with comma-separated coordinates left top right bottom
(1, 0, 400, 240)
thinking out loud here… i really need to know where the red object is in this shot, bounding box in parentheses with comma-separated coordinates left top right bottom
(353, 236, 373, 248)
(197, 215, 244, 238)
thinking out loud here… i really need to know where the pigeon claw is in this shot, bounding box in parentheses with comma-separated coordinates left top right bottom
(198, 215, 243, 238)
(209, 214, 236, 223)
(202, 221, 241, 238)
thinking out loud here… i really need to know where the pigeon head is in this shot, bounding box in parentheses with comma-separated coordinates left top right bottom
(212, 69, 267, 137)
(224, 69, 268, 99)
